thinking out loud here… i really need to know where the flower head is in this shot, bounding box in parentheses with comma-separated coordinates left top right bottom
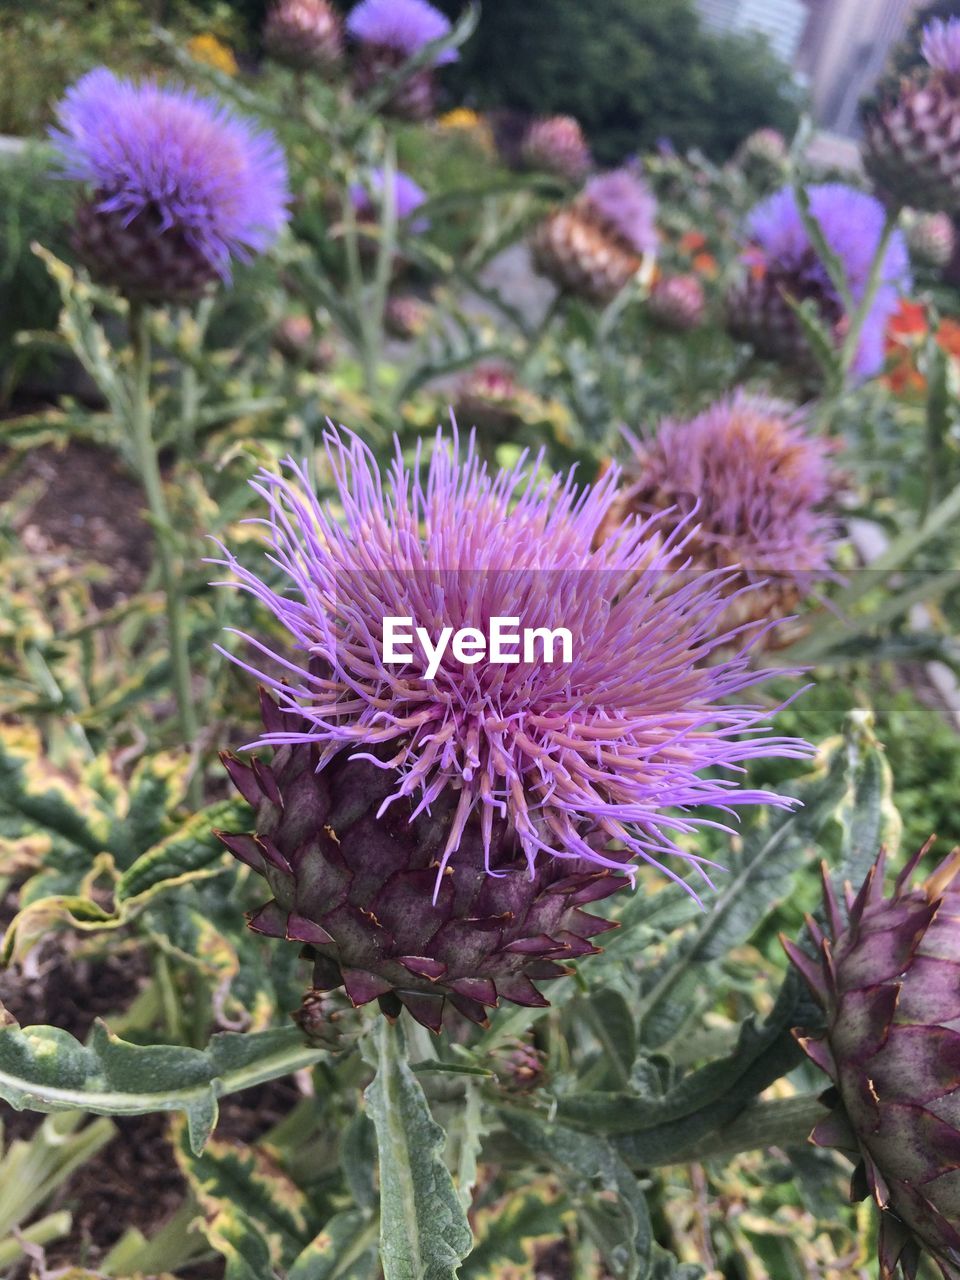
(50, 69, 289, 284)
(921, 16, 960, 76)
(213, 427, 809, 902)
(264, 0, 344, 71)
(349, 168, 429, 232)
(345, 0, 457, 64)
(619, 391, 837, 590)
(582, 168, 658, 255)
(740, 184, 910, 377)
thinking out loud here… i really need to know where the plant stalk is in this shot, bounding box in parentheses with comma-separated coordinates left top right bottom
(129, 303, 201, 803)
(647, 1093, 826, 1167)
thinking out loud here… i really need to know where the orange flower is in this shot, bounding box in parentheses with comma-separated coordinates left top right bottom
(887, 299, 928, 340)
(679, 231, 707, 254)
(692, 252, 718, 279)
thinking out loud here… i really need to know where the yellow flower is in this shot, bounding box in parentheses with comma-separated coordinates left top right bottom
(186, 33, 238, 77)
(437, 108, 495, 155)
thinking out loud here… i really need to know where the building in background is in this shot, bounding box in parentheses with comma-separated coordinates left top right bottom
(695, 0, 925, 138)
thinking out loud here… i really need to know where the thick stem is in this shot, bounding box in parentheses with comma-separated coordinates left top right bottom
(129, 304, 200, 802)
(647, 1093, 827, 1168)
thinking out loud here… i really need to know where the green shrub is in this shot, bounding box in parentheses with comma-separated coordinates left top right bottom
(432, 0, 802, 163)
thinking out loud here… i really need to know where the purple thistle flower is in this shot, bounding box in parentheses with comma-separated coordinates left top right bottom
(744, 184, 910, 378)
(349, 168, 430, 232)
(50, 69, 290, 283)
(619, 390, 837, 599)
(212, 427, 811, 903)
(921, 16, 960, 76)
(582, 169, 659, 256)
(345, 0, 458, 65)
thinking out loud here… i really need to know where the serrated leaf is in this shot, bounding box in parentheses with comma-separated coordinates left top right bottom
(505, 1110, 651, 1280)
(0, 1020, 326, 1153)
(364, 1019, 473, 1280)
(115, 797, 241, 904)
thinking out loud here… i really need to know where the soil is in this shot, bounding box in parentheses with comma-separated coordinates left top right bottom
(0, 912, 304, 1279)
(0, 439, 152, 606)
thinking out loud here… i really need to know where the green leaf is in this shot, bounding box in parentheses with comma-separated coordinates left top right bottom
(782, 292, 842, 390)
(556, 968, 816, 1152)
(0, 1020, 326, 1153)
(173, 1116, 312, 1269)
(792, 183, 854, 314)
(462, 1181, 569, 1280)
(115, 797, 241, 905)
(505, 1110, 652, 1280)
(635, 736, 855, 1048)
(288, 1210, 380, 1280)
(364, 1019, 473, 1280)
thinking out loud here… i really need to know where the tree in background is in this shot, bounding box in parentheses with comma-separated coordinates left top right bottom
(431, 0, 802, 163)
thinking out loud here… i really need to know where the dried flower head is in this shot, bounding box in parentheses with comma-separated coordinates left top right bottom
(50, 69, 289, 298)
(728, 184, 910, 379)
(213, 427, 809, 902)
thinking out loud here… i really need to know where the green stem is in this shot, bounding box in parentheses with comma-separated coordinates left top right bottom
(840, 207, 899, 384)
(129, 304, 200, 803)
(646, 1093, 826, 1167)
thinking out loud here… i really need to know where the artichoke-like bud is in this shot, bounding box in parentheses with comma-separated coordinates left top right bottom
(264, 0, 344, 72)
(293, 987, 365, 1052)
(219, 697, 624, 1033)
(493, 1038, 548, 1094)
(346, 0, 456, 121)
(531, 169, 658, 305)
(727, 184, 910, 381)
(784, 846, 960, 1280)
(50, 70, 289, 304)
(273, 314, 335, 371)
(384, 293, 431, 339)
(864, 18, 960, 214)
(522, 116, 592, 184)
(452, 364, 542, 440)
(904, 209, 957, 268)
(647, 273, 706, 331)
(736, 127, 788, 170)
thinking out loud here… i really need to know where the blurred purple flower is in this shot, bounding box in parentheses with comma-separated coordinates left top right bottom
(745, 184, 910, 378)
(582, 169, 658, 255)
(348, 168, 429, 232)
(921, 16, 960, 75)
(50, 68, 290, 281)
(345, 0, 458, 64)
(212, 427, 811, 902)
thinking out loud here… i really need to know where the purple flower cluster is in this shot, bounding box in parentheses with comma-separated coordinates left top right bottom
(745, 184, 910, 378)
(345, 0, 457, 65)
(582, 169, 658, 255)
(213, 428, 810, 902)
(349, 168, 429, 232)
(50, 69, 289, 281)
(921, 16, 960, 75)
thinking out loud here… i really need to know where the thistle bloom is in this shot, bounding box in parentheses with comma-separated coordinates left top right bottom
(50, 69, 289, 300)
(346, 0, 456, 119)
(264, 0, 344, 72)
(215, 427, 806, 892)
(865, 17, 960, 213)
(921, 17, 960, 76)
(522, 116, 592, 183)
(602, 391, 837, 630)
(346, 0, 457, 63)
(349, 168, 429, 233)
(212, 429, 809, 1027)
(532, 168, 658, 304)
(727, 184, 910, 379)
